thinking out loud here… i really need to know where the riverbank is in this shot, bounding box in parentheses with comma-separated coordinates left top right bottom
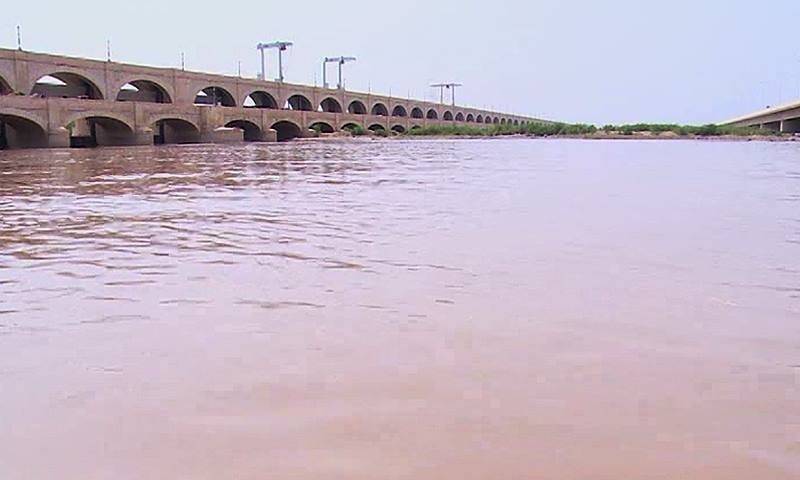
(400, 122, 790, 140)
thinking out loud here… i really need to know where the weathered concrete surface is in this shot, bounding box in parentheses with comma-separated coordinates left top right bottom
(0, 48, 547, 149)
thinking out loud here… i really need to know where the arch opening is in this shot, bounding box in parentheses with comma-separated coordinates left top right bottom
(485, 116, 493, 124)
(310, 122, 335, 134)
(225, 120, 263, 142)
(0, 75, 11, 96)
(493, 117, 500, 124)
(410, 107, 424, 119)
(391, 125, 406, 134)
(426, 109, 438, 120)
(466, 114, 475, 123)
(271, 120, 302, 142)
(31, 73, 103, 100)
(392, 105, 407, 117)
(194, 86, 236, 107)
(443, 111, 454, 121)
(500, 118, 507, 125)
(371, 103, 389, 116)
(153, 118, 201, 145)
(0, 114, 47, 149)
(319, 97, 342, 113)
(348, 100, 367, 115)
(116, 80, 171, 103)
(368, 124, 386, 132)
(285, 94, 313, 111)
(68, 116, 135, 148)
(244, 91, 278, 109)
(455, 112, 465, 122)
(476, 115, 484, 123)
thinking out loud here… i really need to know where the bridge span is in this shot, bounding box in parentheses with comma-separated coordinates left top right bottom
(0, 48, 544, 149)
(723, 99, 800, 133)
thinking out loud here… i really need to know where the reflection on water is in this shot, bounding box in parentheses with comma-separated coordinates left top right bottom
(0, 139, 798, 479)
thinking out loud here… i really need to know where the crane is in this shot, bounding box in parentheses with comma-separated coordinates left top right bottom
(431, 82, 463, 106)
(323, 56, 356, 89)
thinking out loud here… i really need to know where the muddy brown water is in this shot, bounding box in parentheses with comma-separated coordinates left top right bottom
(0, 138, 798, 479)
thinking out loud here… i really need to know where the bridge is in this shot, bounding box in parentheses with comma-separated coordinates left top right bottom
(722, 99, 800, 133)
(0, 48, 544, 149)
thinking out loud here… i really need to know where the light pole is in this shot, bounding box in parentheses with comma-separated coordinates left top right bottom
(257, 41, 293, 82)
(323, 56, 356, 89)
(431, 83, 463, 106)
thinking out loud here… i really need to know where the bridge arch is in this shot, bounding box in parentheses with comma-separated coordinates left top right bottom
(0, 110, 48, 149)
(443, 111, 454, 121)
(225, 120, 263, 142)
(31, 72, 104, 100)
(243, 91, 278, 109)
(476, 114, 484, 123)
(368, 123, 386, 132)
(271, 120, 302, 141)
(285, 94, 313, 111)
(347, 100, 367, 115)
(194, 86, 236, 107)
(371, 102, 389, 116)
(64, 114, 136, 147)
(392, 105, 408, 117)
(116, 79, 172, 103)
(466, 113, 475, 123)
(391, 124, 406, 134)
(426, 109, 438, 120)
(455, 112, 465, 122)
(341, 122, 362, 133)
(500, 118, 507, 125)
(410, 107, 424, 119)
(152, 117, 201, 145)
(319, 97, 343, 113)
(310, 121, 335, 134)
(493, 117, 500, 124)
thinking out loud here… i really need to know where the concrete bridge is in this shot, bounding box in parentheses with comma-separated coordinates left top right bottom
(722, 99, 800, 133)
(0, 48, 543, 149)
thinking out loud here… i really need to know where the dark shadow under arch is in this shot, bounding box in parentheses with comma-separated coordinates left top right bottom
(410, 107, 424, 119)
(271, 120, 303, 141)
(68, 116, 135, 148)
(426, 109, 438, 120)
(310, 121, 335, 134)
(31, 72, 103, 99)
(392, 105, 407, 117)
(0, 113, 47, 149)
(319, 97, 342, 113)
(244, 91, 278, 109)
(348, 100, 367, 115)
(286, 95, 313, 111)
(153, 118, 201, 145)
(371, 103, 389, 116)
(194, 86, 236, 107)
(225, 120, 263, 142)
(0, 75, 12, 95)
(117, 80, 171, 103)
(391, 125, 406, 134)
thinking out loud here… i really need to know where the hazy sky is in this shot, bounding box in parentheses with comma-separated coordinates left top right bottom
(3, 0, 798, 124)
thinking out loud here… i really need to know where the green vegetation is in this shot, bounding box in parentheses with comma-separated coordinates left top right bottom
(402, 122, 780, 138)
(342, 124, 367, 136)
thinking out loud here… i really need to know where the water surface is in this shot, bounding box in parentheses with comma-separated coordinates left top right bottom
(1, 138, 798, 479)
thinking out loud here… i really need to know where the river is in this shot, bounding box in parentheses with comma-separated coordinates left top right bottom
(0, 138, 798, 479)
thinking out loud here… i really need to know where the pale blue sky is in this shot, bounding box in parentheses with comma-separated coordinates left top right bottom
(3, 0, 798, 124)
